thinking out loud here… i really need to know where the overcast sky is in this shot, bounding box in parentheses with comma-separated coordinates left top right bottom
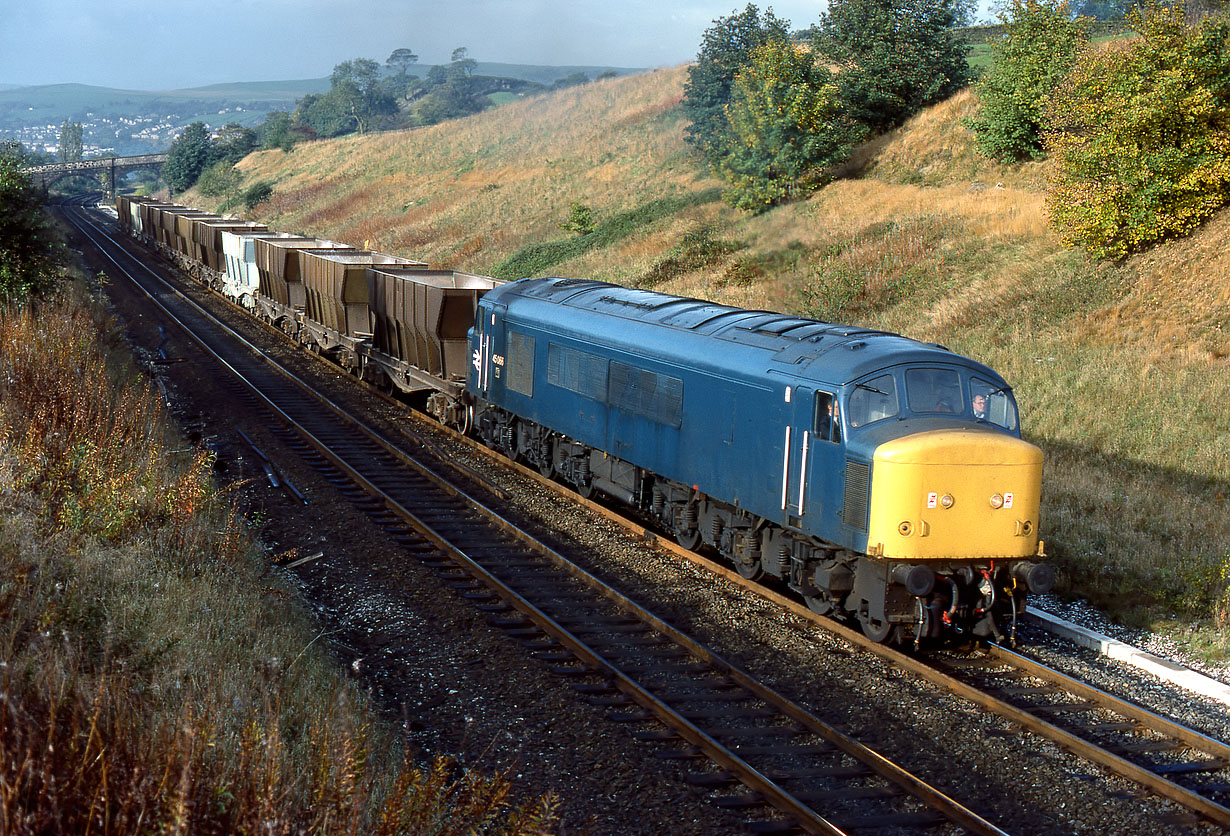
(0, 1, 855, 90)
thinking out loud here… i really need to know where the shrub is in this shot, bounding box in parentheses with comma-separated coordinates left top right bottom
(966, 0, 1088, 162)
(1043, 3, 1230, 258)
(720, 40, 862, 212)
(559, 202, 595, 235)
(197, 160, 244, 197)
(243, 180, 275, 210)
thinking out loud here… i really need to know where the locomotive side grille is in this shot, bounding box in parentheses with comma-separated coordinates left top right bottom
(843, 460, 870, 531)
(506, 331, 535, 396)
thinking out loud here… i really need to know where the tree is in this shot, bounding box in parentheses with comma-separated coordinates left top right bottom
(812, 0, 972, 133)
(329, 58, 397, 134)
(212, 122, 257, 164)
(58, 121, 83, 163)
(162, 122, 213, 194)
(413, 48, 488, 124)
(259, 110, 297, 152)
(386, 47, 418, 78)
(450, 47, 477, 76)
(196, 160, 243, 197)
(1043, 3, 1230, 258)
(967, 0, 1088, 161)
(294, 59, 398, 137)
(554, 72, 589, 89)
(720, 40, 862, 211)
(681, 4, 792, 166)
(0, 143, 61, 299)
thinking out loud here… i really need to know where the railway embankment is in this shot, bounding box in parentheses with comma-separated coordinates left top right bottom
(182, 66, 1229, 663)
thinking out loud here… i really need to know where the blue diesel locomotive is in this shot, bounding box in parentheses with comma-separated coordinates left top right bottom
(466, 278, 1053, 645)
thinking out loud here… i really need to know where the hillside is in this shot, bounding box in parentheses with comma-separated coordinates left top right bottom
(185, 66, 1230, 654)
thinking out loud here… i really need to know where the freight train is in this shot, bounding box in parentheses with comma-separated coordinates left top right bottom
(115, 194, 1053, 647)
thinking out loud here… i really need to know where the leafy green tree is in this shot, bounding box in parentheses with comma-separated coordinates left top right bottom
(681, 4, 792, 166)
(553, 72, 589, 89)
(162, 122, 213, 194)
(720, 40, 862, 211)
(967, 0, 1088, 161)
(449, 47, 478, 76)
(0, 143, 61, 299)
(812, 0, 972, 133)
(259, 111, 297, 151)
(58, 121, 83, 163)
(1043, 3, 1230, 258)
(328, 58, 397, 134)
(386, 47, 419, 78)
(413, 48, 488, 124)
(212, 122, 257, 164)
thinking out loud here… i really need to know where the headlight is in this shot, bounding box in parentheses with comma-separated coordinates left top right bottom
(939, 493, 954, 509)
(989, 493, 1004, 509)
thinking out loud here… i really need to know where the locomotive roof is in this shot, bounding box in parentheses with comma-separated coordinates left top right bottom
(487, 277, 1003, 386)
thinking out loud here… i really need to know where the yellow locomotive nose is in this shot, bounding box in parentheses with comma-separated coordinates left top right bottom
(867, 429, 1043, 561)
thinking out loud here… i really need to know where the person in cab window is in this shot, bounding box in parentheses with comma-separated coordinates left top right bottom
(972, 393, 988, 421)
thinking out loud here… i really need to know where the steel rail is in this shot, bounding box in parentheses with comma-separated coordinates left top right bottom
(66, 206, 1007, 836)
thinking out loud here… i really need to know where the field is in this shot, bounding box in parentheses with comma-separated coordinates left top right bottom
(185, 66, 1230, 658)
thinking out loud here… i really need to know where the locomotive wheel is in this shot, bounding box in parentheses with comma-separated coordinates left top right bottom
(675, 527, 701, 551)
(804, 595, 832, 616)
(735, 558, 762, 581)
(537, 453, 554, 478)
(859, 613, 896, 644)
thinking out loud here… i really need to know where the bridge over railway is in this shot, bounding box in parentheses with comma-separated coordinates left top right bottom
(25, 153, 167, 198)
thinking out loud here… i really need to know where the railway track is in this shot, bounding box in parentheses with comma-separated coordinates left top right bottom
(64, 202, 1230, 833)
(65, 205, 1009, 833)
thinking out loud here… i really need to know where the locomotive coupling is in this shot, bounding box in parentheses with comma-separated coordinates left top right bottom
(891, 563, 936, 597)
(1012, 560, 1056, 594)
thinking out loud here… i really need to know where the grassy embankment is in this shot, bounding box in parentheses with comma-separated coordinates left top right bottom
(186, 66, 1230, 658)
(0, 279, 556, 833)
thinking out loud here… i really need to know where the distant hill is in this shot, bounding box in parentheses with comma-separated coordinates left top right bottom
(0, 64, 643, 155)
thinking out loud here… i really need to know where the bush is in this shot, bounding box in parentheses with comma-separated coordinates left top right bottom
(966, 0, 1088, 162)
(1043, 3, 1230, 258)
(196, 160, 244, 197)
(243, 180, 275, 210)
(0, 144, 62, 299)
(720, 40, 861, 212)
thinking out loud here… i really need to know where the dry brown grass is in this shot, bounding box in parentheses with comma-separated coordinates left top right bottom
(0, 287, 558, 834)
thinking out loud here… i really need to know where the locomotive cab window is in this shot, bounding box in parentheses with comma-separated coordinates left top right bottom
(848, 374, 898, 428)
(813, 391, 842, 443)
(906, 368, 963, 414)
(970, 376, 1019, 431)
